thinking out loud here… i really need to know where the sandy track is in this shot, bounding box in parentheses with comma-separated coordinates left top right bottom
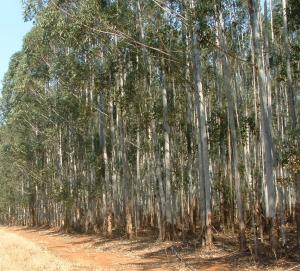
(0, 228, 82, 271)
(1, 226, 293, 271)
(0, 227, 172, 271)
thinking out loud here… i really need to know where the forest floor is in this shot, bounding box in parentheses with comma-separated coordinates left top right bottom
(0, 226, 299, 271)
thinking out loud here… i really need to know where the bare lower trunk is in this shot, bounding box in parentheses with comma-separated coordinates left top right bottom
(160, 65, 173, 240)
(249, 0, 276, 249)
(216, 6, 246, 249)
(191, 19, 212, 245)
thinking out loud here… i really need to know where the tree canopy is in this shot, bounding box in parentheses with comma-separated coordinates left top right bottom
(0, 0, 299, 250)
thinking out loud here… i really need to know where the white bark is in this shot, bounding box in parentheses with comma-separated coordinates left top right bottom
(249, 0, 276, 247)
(190, 4, 212, 243)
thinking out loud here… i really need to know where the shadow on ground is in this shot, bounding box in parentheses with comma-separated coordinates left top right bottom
(8, 225, 300, 271)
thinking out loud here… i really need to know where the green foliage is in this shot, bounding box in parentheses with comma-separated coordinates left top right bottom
(0, 0, 299, 243)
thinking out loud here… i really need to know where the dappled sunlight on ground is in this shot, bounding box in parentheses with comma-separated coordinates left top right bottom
(0, 226, 299, 271)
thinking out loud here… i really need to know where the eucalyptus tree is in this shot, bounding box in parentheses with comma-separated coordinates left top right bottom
(0, 0, 299, 251)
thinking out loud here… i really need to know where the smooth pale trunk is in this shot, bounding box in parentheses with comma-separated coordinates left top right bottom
(282, 0, 300, 246)
(160, 65, 173, 238)
(248, 0, 276, 248)
(150, 121, 166, 240)
(99, 91, 112, 236)
(217, 9, 246, 249)
(191, 22, 212, 245)
(135, 128, 141, 235)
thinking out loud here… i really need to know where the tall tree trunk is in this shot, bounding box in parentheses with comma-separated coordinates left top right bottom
(282, 0, 297, 127)
(160, 63, 173, 240)
(249, 0, 277, 249)
(216, 5, 246, 249)
(282, 0, 300, 246)
(190, 10, 212, 245)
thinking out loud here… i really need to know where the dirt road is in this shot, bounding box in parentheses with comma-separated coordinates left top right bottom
(0, 227, 296, 271)
(0, 227, 176, 271)
(0, 228, 79, 271)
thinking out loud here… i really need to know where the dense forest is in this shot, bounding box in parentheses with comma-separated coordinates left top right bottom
(0, 0, 299, 253)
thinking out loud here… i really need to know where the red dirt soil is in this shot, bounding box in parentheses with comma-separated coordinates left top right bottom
(1, 226, 229, 271)
(2, 226, 298, 271)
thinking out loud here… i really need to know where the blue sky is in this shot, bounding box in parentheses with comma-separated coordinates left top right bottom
(0, 0, 32, 89)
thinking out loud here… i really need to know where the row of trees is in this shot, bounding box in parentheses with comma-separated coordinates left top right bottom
(0, 0, 299, 250)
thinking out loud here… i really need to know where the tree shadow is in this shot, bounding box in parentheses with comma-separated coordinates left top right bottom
(7, 225, 300, 270)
